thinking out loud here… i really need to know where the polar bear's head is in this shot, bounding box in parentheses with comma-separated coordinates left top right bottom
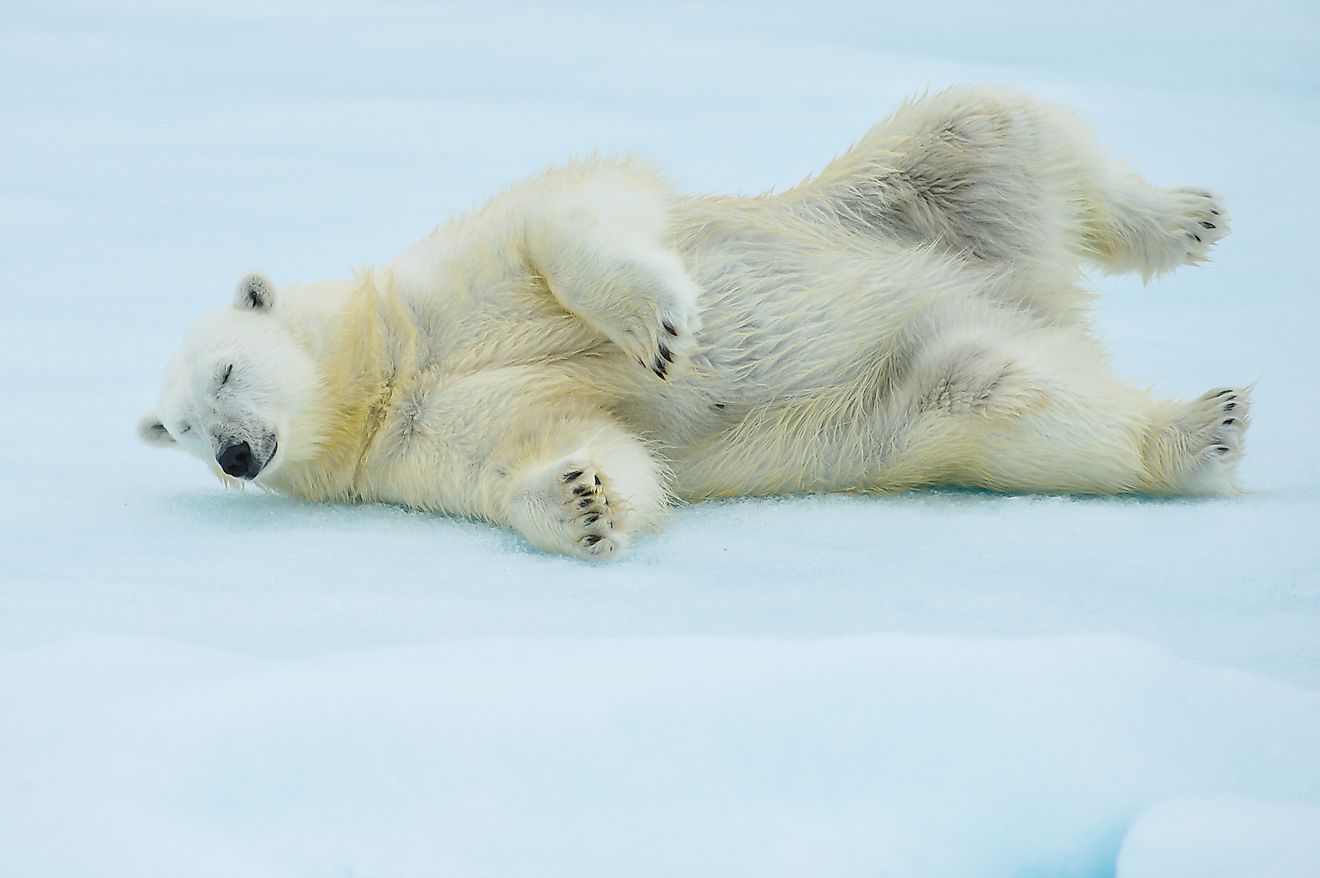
(138, 272, 320, 483)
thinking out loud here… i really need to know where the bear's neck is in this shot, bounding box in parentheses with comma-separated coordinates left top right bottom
(268, 272, 416, 502)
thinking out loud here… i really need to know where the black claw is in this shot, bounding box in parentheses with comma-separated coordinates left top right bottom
(594, 474, 601, 486)
(662, 320, 678, 336)
(1224, 403, 1237, 411)
(572, 485, 591, 496)
(1200, 221, 1216, 229)
(1222, 419, 1237, 426)
(582, 534, 602, 547)
(1191, 233, 1202, 243)
(653, 359, 667, 379)
(584, 514, 599, 525)
(1215, 389, 1233, 397)
(1210, 209, 1220, 216)
(578, 498, 592, 509)
(563, 470, 583, 482)
(659, 343, 673, 363)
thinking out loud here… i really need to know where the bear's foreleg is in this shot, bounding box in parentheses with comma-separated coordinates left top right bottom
(519, 170, 702, 380)
(534, 235, 702, 381)
(504, 421, 670, 560)
(373, 367, 668, 560)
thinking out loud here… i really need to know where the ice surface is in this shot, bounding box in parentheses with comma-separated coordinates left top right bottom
(1, 0, 1318, 875)
(2, 636, 1320, 877)
(1118, 797, 1320, 878)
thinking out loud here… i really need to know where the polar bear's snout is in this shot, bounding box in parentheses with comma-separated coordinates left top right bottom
(216, 436, 277, 480)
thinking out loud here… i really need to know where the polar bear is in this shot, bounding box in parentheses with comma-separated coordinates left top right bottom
(139, 86, 1246, 560)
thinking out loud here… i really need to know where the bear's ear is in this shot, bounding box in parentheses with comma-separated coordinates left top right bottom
(235, 271, 275, 312)
(137, 412, 175, 446)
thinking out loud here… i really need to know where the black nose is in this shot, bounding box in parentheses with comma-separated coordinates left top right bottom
(216, 440, 259, 479)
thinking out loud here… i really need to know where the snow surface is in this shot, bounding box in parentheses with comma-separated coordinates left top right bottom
(1, 0, 1318, 875)
(1118, 797, 1320, 878)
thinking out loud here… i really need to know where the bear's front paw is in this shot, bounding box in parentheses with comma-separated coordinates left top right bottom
(558, 464, 625, 557)
(615, 289, 702, 381)
(509, 459, 630, 560)
(1170, 187, 1230, 266)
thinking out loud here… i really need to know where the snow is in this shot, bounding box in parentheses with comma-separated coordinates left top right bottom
(1118, 798, 1320, 878)
(2, 636, 1319, 877)
(2, 0, 1318, 875)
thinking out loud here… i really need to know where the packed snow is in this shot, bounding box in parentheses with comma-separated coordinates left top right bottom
(1118, 797, 1320, 878)
(1, 0, 1317, 875)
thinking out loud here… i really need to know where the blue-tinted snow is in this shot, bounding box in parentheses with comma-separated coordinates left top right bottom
(1, 1, 1317, 875)
(1118, 797, 1320, 878)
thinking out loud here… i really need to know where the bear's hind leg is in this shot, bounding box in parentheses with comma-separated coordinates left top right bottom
(874, 337, 1094, 492)
(1141, 387, 1251, 494)
(898, 368, 1252, 496)
(902, 336, 1048, 423)
(1081, 178, 1231, 280)
(878, 328, 1252, 496)
(796, 86, 1230, 296)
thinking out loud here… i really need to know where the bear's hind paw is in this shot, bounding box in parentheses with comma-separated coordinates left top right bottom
(1170, 187, 1230, 268)
(1155, 386, 1251, 494)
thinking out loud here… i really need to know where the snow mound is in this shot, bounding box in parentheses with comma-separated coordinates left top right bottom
(2, 634, 1318, 877)
(1118, 797, 1320, 878)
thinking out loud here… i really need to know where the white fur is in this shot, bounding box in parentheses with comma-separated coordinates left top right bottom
(141, 87, 1245, 560)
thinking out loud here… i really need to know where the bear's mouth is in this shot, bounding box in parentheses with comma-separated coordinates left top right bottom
(262, 440, 279, 475)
